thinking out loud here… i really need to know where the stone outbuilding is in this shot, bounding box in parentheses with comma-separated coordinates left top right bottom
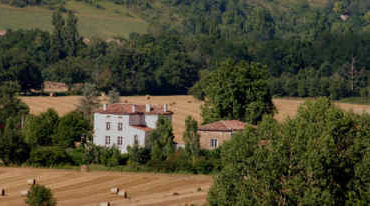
(198, 120, 246, 150)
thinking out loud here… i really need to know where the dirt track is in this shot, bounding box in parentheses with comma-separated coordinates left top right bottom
(0, 167, 212, 206)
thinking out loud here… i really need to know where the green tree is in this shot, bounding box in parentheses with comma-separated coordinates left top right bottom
(46, 57, 91, 91)
(50, 9, 66, 61)
(0, 117, 30, 165)
(53, 111, 91, 148)
(195, 60, 275, 124)
(26, 185, 56, 206)
(208, 98, 370, 205)
(64, 11, 81, 57)
(78, 83, 100, 124)
(183, 116, 200, 157)
(149, 116, 175, 160)
(0, 82, 29, 127)
(108, 88, 120, 104)
(23, 109, 59, 147)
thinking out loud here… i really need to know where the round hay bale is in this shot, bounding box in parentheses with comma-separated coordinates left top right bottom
(0, 188, 5, 196)
(20, 190, 29, 197)
(99, 202, 110, 206)
(110, 187, 119, 194)
(80, 164, 89, 172)
(27, 179, 36, 185)
(117, 191, 127, 199)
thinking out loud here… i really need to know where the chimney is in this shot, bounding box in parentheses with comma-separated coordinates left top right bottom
(132, 104, 136, 113)
(163, 104, 168, 113)
(103, 104, 107, 111)
(146, 104, 151, 112)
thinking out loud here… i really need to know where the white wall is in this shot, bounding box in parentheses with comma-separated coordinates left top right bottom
(94, 113, 173, 153)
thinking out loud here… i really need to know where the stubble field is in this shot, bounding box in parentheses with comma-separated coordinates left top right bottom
(0, 167, 212, 206)
(20, 95, 370, 143)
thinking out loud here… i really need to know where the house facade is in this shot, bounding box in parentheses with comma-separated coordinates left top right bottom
(198, 120, 246, 150)
(93, 103, 173, 153)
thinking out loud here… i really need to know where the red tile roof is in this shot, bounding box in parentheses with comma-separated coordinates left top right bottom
(198, 120, 246, 132)
(96, 103, 173, 115)
(131, 125, 153, 132)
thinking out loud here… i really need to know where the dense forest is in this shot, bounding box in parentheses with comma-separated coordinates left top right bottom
(1, 0, 370, 99)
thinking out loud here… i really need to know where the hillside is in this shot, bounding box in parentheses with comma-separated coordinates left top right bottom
(0, 1, 148, 39)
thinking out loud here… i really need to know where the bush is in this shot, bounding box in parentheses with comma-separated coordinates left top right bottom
(26, 185, 56, 206)
(128, 145, 151, 165)
(29, 146, 71, 166)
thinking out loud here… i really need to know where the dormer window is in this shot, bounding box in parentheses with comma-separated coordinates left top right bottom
(118, 122, 123, 131)
(106, 122, 111, 130)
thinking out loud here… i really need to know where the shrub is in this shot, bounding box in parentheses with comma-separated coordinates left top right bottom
(127, 145, 151, 165)
(26, 185, 56, 206)
(29, 146, 71, 166)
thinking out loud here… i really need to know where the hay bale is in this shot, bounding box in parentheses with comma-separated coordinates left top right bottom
(27, 179, 36, 185)
(110, 187, 119, 194)
(20, 190, 29, 197)
(99, 202, 110, 206)
(0, 188, 5, 196)
(117, 191, 127, 198)
(80, 164, 89, 172)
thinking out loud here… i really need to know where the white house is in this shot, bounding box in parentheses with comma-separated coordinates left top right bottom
(93, 103, 173, 153)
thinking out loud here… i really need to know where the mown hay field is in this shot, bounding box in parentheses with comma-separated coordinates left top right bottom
(20, 95, 370, 143)
(0, 167, 212, 206)
(0, 1, 148, 39)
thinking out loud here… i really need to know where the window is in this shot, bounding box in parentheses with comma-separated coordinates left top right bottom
(134, 135, 139, 145)
(105, 136, 111, 145)
(117, 136, 123, 146)
(118, 122, 123, 131)
(210, 138, 218, 149)
(106, 122, 111, 130)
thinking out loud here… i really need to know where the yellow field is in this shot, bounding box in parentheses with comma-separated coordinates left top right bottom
(19, 96, 370, 143)
(0, 167, 212, 206)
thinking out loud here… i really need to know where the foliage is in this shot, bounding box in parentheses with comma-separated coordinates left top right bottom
(78, 83, 100, 123)
(208, 98, 370, 205)
(108, 88, 120, 104)
(0, 117, 30, 165)
(24, 109, 59, 147)
(127, 145, 151, 164)
(183, 116, 200, 157)
(26, 185, 56, 206)
(53, 111, 91, 148)
(149, 116, 175, 160)
(29, 146, 70, 166)
(196, 60, 275, 124)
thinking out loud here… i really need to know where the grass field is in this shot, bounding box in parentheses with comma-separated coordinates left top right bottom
(0, 1, 148, 39)
(19, 95, 370, 143)
(0, 167, 212, 206)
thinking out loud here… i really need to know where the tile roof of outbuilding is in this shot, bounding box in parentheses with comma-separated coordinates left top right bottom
(96, 103, 173, 115)
(198, 120, 246, 132)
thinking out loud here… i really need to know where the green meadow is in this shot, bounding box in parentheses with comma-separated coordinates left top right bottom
(0, 1, 149, 39)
